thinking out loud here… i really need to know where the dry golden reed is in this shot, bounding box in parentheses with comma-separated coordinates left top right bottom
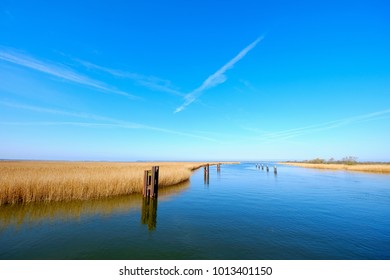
(0, 161, 235, 205)
(281, 162, 390, 174)
(0, 180, 190, 229)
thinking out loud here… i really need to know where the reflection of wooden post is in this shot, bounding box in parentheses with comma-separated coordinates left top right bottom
(204, 164, 209, 184)
(141, 197, 158, 231)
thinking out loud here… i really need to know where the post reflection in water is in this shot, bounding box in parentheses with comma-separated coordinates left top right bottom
(204, 172, 209, 185)
(217, 164, 221, 181)
(204, 164, 210, 186)
(141, 197, 158, 231)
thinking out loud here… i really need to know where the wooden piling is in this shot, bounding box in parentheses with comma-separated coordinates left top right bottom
(266, 165, 269, 172)
(274, 166, 277, 174)
(151, 166, 159, 198)
(143, 166, 159, 198)
(204, 164, 209, 175)
(143, 170, 151, 197)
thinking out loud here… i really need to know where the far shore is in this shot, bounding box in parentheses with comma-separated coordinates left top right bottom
(0, 161, 239, 205)
(280, 162, 390, 174)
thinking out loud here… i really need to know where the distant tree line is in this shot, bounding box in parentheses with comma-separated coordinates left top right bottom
(303, 156, 358, 165)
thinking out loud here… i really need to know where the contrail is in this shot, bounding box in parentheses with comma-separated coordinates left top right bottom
(0, 101, 217, 142)
(76, 59, 184, 97)
(249, 108, 390, 142)
(0, 47, 138, 99)
(174, 37, 264, 113)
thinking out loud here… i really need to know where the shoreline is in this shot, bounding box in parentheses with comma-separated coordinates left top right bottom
(280, 162, 390, 174)
(0, 161, 240, 205)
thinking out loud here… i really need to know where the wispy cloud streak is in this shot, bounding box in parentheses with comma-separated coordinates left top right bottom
(0, 101, 217, 142)
(76, 59, 184, 96)
(0, 47, 138, 99)
(174, 37, 264, 113)
(245, 109, 390, 142)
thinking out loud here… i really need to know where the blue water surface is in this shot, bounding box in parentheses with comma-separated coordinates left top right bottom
(1, 163, 389, 259)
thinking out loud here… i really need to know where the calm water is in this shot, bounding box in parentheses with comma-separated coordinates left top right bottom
(1, 163, 390, 260)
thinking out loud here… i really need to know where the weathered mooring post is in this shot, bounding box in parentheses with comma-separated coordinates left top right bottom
(143, 166, 159, 198)
(274, 166, 277, 174)
(204, 164, 210, 184)
(217, 163, 221, 173)
(266, 165, 269, 172)
(261, 164, 264, 170)
(143, 170, 151, 197)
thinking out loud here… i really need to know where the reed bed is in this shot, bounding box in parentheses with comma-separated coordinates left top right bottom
(0, 161, 235, 205)
(281, 162, 390, 174)
(0, 180, 190, 229)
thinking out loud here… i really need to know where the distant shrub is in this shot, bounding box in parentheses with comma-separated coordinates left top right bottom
(306, 158, 326, 164)
(341, 156, 358, 165)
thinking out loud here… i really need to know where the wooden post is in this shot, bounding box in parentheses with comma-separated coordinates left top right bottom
(143, 166, 159, 198)
(261, 164, 264, 170)
(274, 166, 277, 174)
(151, 166, 159, 198)
(217, 163, 221, 172)
(266, 165, 269, 172)
(143, 170, 151, 197)
(204, 164, 209, 176)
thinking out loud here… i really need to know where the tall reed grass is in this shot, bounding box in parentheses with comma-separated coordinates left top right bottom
(0, 180, 190, 229)
(0, 161, 234, 205)
(281, 162, 390, 174)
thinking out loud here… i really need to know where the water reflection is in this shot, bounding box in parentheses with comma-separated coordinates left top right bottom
(204, 172, 209, 185)
(141, 197, 158, 231)
(204, 165, 210, 185)
(0, 180, 190, 231)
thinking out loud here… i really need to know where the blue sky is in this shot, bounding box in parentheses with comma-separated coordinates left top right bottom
(1, 0, 389, 161)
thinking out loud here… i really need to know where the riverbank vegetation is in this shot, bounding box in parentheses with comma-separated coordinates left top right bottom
(281, 157, 390, 174)
(0, 161, 238, 205)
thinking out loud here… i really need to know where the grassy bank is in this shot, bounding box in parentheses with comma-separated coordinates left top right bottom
(0, 161, 238, 205)
(281, 162, 390, 174)
(0, 180, 191, 228)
